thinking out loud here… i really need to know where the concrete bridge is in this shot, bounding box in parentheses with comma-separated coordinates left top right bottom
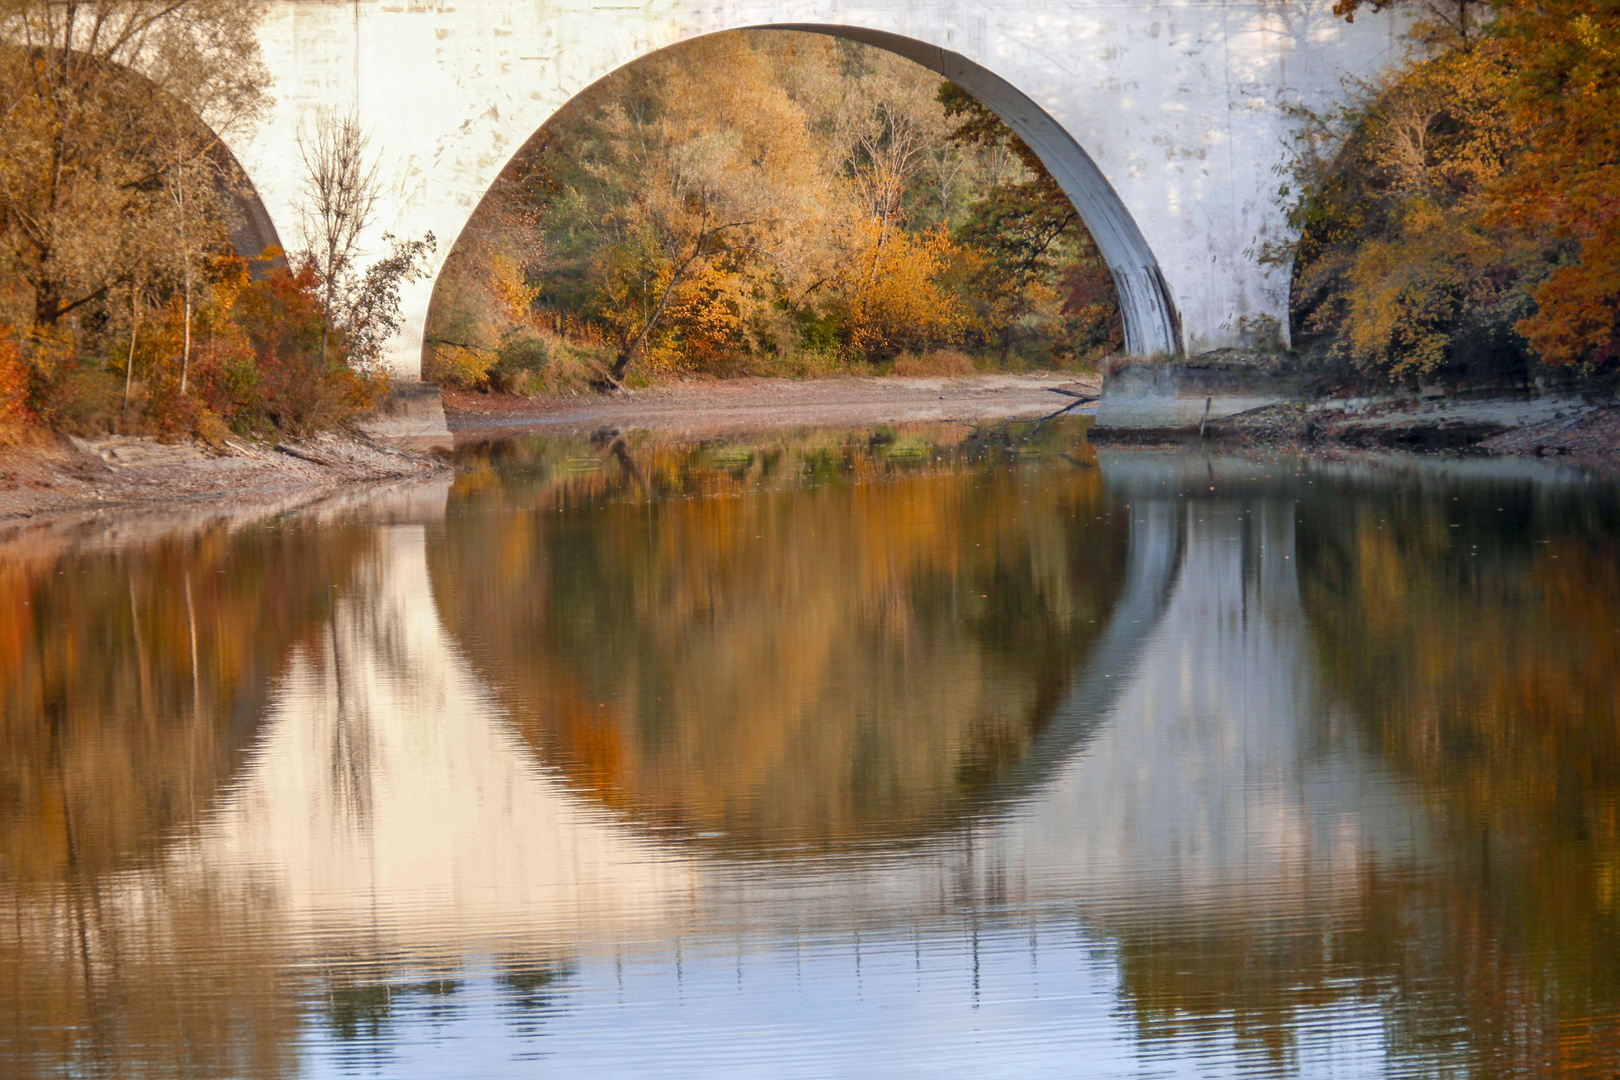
(220, 0, 1402, 380)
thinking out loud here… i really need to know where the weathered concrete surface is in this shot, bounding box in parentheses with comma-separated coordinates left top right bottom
(354, 379, 453, 450)
(221, 0, 1403, 378)
(1096, 352, 1311, 432)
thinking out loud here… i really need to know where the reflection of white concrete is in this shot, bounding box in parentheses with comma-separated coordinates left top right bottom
(3, 475, 1441, 1077)
(187, 525, 695, 954)
(696, 496, 1431, 935)
(996, 499, 1427, 908)
(176, 491, 1429, 951)
(45, 481, 1428, 960)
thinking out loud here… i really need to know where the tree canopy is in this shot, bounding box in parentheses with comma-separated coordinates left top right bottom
(0, 1, 431, 437)
(1280, 0, 1620, 378)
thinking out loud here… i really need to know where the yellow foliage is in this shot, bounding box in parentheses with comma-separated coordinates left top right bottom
(1289, 44, 1526, 375)
(842, 222, 968, 357)
(1342, 199, 1506, 374)
(489, 254, 540, 324)
(427, 341, 496, 387)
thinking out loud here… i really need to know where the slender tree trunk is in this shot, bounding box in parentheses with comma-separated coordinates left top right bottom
(123, 285, 140, 411)
(35, 279, 61, 327)
(178, 180, 193, 396)
(609, 217, 750, 382)
(321, 236, 338, 368)
(180, 260, 192, 395)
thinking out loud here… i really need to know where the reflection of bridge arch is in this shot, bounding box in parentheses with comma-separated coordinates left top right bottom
(3, 463, 1455, 1077)
(25, 478, 1187, 955)
(7, 460, 1434, 942)
(426, 442, 1138, 852)
(973, 497, 1183, 812)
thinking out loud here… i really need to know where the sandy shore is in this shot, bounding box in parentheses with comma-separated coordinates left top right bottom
(0, 430, 450, 521)
(443, 373, 1101, 440)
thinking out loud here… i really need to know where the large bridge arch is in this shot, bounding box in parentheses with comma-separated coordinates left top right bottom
(432, 24, 1184, 361)
(233, 0, 1403, 378)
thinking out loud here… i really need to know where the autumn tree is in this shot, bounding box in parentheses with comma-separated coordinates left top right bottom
(938, 83, 1120, 360)
(297, 112, 380, 369)
(0, 0, 267, 331)
(1331, 0, 1496, 49)
(1488, 0, 1620, 366)
(294, 111, 435, 380)
(1283, 0, 1620, 376)
(1279, 47, 1528, 375)
(552, 36, 828, 382)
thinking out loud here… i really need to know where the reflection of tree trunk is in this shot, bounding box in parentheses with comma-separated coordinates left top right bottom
(328, 614, 373, 829)
(604, 435, 641, 485)
(50, 690, 109, 1070)
(186, 576, 203, 821)
(129, 580, 152, 725)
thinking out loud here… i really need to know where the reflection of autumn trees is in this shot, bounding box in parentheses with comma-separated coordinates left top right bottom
(1297, 482, 1620, 1075)
(429, 423, 1125, 849)
(0, 886, 303, 1080)
(0, 518, 376, 881)
(0, 513, 379, 1078)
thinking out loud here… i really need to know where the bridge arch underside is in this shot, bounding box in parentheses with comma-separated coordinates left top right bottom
(428, 24, 1182, 372)
(206, 143, 283, 273)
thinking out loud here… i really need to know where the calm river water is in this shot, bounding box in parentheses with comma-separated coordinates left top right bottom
(3, 418, 1618, 1078)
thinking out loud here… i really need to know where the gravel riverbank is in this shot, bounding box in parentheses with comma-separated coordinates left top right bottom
(0, 430, 451, 521)
(443, 373, 1102, 440)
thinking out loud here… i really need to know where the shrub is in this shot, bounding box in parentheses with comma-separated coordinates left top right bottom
(0, 327, 30, 428)
(488, 329, 551, 393)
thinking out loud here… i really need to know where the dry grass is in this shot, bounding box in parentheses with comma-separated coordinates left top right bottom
(891, 350, 977, 376)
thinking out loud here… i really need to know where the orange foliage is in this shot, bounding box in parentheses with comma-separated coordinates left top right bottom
(841, 222, 968, 358)
(1490, 0, 1620, 365)
(0, 326, 29, 426)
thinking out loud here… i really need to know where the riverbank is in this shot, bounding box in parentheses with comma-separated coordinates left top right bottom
(1182, 394, 1620, 466)
(443, 372, 1102, 440)
(0, 429, 451, 521)
(1089, 352, 1620, 466)
(12, 371, 1614, 523)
